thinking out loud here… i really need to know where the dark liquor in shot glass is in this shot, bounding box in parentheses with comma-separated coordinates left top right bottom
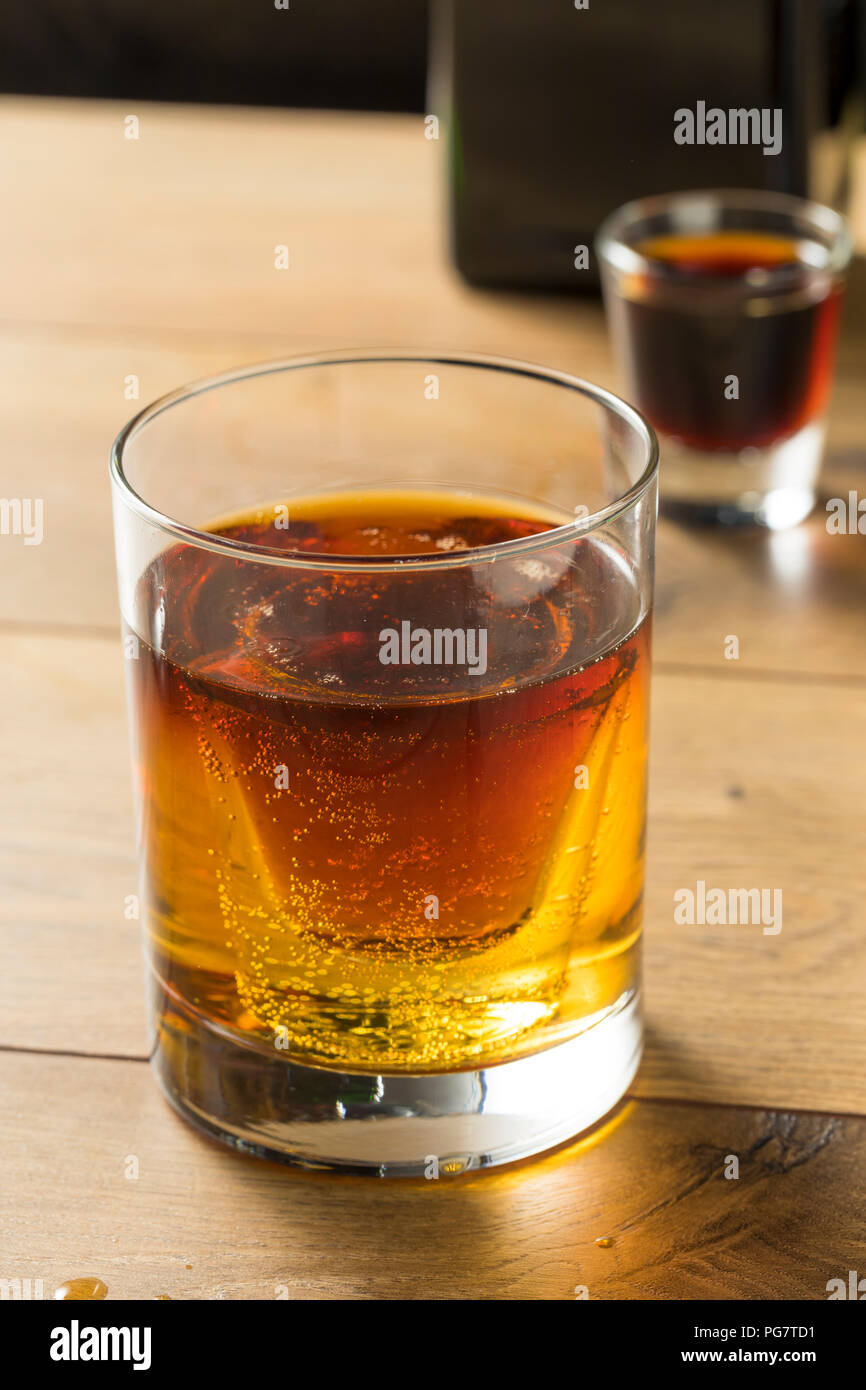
(597, 191, 851, 528)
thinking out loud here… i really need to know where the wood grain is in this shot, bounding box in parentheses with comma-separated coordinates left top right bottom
(0, 97, 864, 1300)
(1, 1052, 862, 1301)
(1, 101, 864, 676)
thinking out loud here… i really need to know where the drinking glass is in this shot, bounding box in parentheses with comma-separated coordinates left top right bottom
(110, 351, 658, 1175)
(597, 190, 851, 528)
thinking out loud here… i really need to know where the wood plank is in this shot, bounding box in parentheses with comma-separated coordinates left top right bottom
(0, 322, 864, 681)
(3, 630, 864, 1116)
(654, 497, 866, 683)
(638, 669, 866, 1114)
(1, 99, 864, 672)
(0, 631, 144, 1054)
(2, 94, 864, 352)
(0, 1051, 862, 1300)
(1, 97, 864, 1297)
(0, 97, 601, 348)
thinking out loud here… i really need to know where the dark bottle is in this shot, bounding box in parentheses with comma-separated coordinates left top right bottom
(434, 0, 820, 292)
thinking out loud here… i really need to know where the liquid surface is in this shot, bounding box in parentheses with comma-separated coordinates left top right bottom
(635, 229, 803, 277)
(127, 489, 650, 1071)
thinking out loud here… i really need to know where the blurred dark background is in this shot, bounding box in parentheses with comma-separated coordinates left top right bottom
(0, 1, 860, 120)
(0, 0, 430, 112)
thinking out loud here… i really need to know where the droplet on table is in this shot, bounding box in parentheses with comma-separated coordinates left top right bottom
(54, 1276, 108, 1301)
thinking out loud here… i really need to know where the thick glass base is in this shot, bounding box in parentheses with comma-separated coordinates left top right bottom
(151, 983, 642, 1176)
(658, 421, 822, 529)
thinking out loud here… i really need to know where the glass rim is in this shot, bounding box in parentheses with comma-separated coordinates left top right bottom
(595, 187, 853, 285)
(109, 349, 659, 573)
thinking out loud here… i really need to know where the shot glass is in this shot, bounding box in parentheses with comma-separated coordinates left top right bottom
(597, 189, 851, 528)
(110, 351, 658, 1175)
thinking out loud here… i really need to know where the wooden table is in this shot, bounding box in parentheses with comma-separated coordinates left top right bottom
(1, 97, 865, 1301)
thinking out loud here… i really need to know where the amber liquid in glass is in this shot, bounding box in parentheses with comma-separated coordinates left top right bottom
(127, 489, 649, 1072)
